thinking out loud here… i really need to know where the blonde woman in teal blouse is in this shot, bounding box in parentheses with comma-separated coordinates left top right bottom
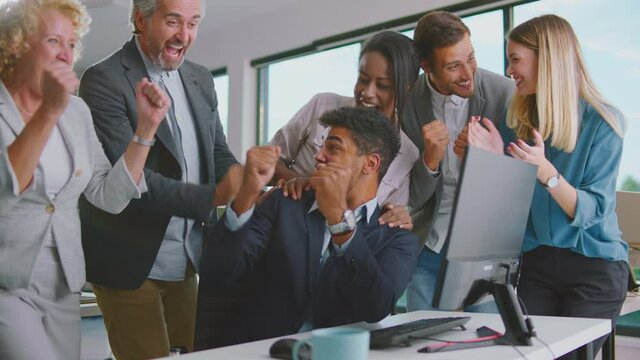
(468, 15, 627, 357)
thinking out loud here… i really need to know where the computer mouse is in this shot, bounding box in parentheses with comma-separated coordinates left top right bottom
(269, 338, 310, 360)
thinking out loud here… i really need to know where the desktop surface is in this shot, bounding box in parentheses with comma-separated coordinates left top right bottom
(162, 310, 610, 360)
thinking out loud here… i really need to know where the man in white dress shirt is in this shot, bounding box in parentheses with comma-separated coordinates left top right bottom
(401, 11, 514, 310)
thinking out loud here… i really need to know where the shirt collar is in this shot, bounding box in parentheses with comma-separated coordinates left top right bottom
(308, 196, 378, 224)
(425, 73, 468, 107)
(134, 36, 178, 83)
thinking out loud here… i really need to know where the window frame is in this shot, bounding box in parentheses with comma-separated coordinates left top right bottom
(211, 67, 229, 137)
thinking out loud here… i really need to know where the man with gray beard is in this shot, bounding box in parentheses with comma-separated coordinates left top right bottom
(78, 0, 242, 358)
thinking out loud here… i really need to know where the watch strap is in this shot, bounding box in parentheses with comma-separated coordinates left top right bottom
(132, 134, 156, 146)
(541, 172, 560, 188)
(327, 209, 356, 235)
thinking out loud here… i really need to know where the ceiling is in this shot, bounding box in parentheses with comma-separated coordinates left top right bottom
(78, 0, 300, 71)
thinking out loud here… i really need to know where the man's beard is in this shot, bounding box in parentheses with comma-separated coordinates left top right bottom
(146, 38, 186, 71)
(152, 52, 184, 71)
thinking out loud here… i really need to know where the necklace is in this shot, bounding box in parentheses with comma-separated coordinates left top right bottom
(16, 104, 33, 117)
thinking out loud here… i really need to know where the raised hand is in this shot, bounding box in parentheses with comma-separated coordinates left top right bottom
(308, 163, 351, 225)
(467, 117, 504, 155)
(233, 146, 281, 214)
(507, 129, 555, 182)
(134, 78, 170, 138)
(40, 61, 79, 116)
(276, 177, 311, 200)
(421, 120, 449, 171)
(453, 120, 471, 160)
(378, 203, 413, 230)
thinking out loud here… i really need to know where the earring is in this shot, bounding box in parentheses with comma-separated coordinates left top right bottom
(394, 107, 399, 122)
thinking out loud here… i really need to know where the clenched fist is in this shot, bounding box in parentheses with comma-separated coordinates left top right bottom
(40, 61, 79, 117)
(421, 120, 449, 171)
(232, 146, 281, 214)
(308, 162, 352, 225)
(134, 78, 170, 139)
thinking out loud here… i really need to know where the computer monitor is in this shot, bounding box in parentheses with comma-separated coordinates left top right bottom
(432, 146, 537, 311)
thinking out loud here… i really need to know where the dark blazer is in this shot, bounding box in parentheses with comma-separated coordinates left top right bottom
(198, 190, 418, 346)
(78, 37, 238, 289)
(401, 69, 514, 250)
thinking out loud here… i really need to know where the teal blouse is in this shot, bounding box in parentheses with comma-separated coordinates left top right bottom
(500, 101, 628, 263)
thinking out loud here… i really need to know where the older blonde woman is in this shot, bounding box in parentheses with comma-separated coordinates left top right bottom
(0, 0, 169, 358)
(468, 14, 627, 357)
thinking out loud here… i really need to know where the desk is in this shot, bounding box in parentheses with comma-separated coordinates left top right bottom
(616, 293, 640, 359)
(80, 292, 101, 318)
(166, 310, 609, 360)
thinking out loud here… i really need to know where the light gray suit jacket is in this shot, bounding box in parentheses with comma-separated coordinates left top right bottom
(0, 83, 141, 292)
(401, 69, 515, 251)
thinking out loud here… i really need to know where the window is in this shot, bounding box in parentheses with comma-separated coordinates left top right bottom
(212, 73, 229, 137)
(260, 43, 360, 144)
(462, 10, 504, 75)
(255, 0, 638, 191)
(514, 0, 640, 191)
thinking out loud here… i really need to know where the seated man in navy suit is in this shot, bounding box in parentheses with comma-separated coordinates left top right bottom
(199, 106, 418, 345)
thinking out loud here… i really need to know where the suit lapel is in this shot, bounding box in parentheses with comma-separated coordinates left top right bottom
(179, 64, 214, 180)
(417, 80, 436, 127)
(121, 38, 181, 163)
(55, 114, 78, 199)
(57, 114, 77, 171)
(357, 206, 381, 241)
(468, 70, 486, 120)
(0, 83, 25, 136)
(305, 203, 326, 294)
(402, 75, 437, 154)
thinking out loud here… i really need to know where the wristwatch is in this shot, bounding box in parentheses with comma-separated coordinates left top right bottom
(541, 172, 560, 189)
(132, 134, 155, 146)
(327, 209, 356, 235)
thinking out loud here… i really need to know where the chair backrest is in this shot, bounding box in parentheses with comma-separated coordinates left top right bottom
(617, 191, 640, 293)
(617, 191, 640, 246)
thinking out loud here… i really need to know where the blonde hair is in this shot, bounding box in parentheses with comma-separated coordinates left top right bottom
(0, 0, 91, 80)
(507, 14, 624, 152)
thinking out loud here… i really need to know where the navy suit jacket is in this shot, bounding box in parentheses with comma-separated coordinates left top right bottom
(199, 189, 418, 345)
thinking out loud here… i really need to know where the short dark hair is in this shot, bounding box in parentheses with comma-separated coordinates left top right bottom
(319, 107, 401, 183)
(360, 31, 419, 122)
(413, 11, 470, 64)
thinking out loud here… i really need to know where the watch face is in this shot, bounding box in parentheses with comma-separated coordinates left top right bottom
(547, 175, 560, 188)
(344, 209, 356, 228)
(328, 209, 356, 235)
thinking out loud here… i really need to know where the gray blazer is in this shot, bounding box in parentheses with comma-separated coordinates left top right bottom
(78, 37, 239, 289)
(401, 69, 514, 250)
(0, 83, 141, 292)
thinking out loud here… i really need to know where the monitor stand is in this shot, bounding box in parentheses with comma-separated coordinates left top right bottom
(419, 282, 533, 353)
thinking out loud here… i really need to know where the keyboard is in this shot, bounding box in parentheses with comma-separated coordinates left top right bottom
(369, 316, 471, 348)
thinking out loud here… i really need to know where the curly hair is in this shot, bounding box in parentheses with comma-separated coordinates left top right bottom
(0, 0, 91, 80)
(319, 106, 401, 184)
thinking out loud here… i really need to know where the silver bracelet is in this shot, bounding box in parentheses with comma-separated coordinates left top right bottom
(132, 134, 155, 146)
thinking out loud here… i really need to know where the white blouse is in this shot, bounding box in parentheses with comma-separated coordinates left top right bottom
(39, 125, 72, 199)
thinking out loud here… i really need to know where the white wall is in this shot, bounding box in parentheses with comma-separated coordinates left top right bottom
(188, 0, 467, 160)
